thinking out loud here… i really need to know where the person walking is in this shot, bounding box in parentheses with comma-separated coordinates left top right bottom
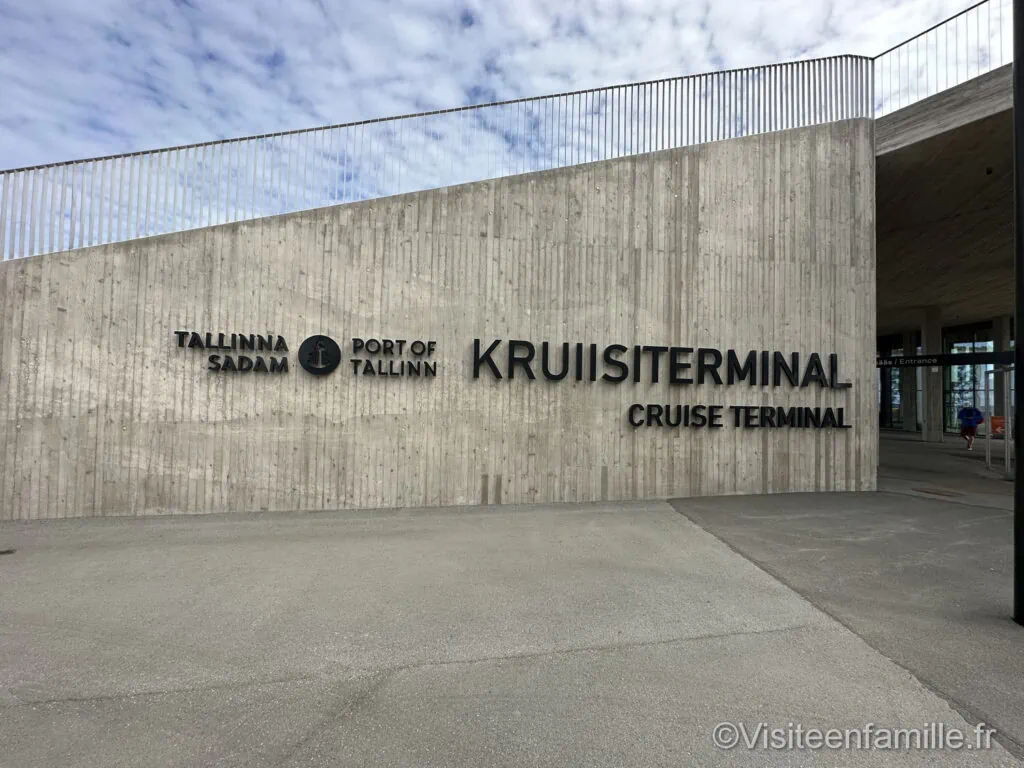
(957, 403, 985, 451)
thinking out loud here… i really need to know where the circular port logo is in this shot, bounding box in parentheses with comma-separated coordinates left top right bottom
(298, 335, 341, 376)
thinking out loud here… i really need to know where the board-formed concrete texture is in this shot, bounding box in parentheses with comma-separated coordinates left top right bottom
(0, 118, 877, 519)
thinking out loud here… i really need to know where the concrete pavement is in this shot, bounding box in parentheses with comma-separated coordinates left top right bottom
(0, 500, 1019, 767)
(675, 488, 1023, 759)
(879, 429, 1014, 510)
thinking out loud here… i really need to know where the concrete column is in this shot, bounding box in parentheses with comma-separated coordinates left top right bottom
(922, 307, 944, 442)
(993, 315, 1012, 417)
(900, 331, 918, 432)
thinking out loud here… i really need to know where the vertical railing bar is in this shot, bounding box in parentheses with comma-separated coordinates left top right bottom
(790, 62, 795, 130)
(267, 138, 276, 215)
(827, 58, 833, 123)
(38, 167, 48, 256)
(187, 147, 196, 229)
(782, 64, 790, 131)
(130, 152, 140, 234)
(342, 130, 350, 205)
(14, 171, 24, 257)
(40, 167, 51, 254)
(233, 140, 241, 222)
(715, 73, 720, 141)
(302, 129, 310, 212)
(145, 151, 156, 236)
(30, 169, 40, 256)
(67, 167, 77, 251)
(626, 85, 634, 156)
(0, 172, 9, 260)
(152, 152, 162, 238)
(616, 86, 621, 159)
(132, 155, 141, 239)
(217, 141, 226, 225)
(286, 134, 295, 216)
(830, 57, 835, 122)
(640, 84, 646, 153)
(802, 60, 808, 128)
(640, 83, 645, 153)
(672, 78, 678, 148)
(101, 157, 111, 246)
(717, 72, 721, 140)
(648, 81, 653, 152)
(79, 162, 88, 249)
(37, 168, 48, 255)
(133, 152, 144, 238)
(261, 137, 268, 215)
(774, 66, 780, 132)
(56, 164, 65, 252)
(47, 165, 57, 254)
(258, 137, 266, 215)
(223, 142, 232, 225)
(712, 73, 717, 141)
(26, 171, 38, 257)
(136, 154, 146, 238)
(172, 148, 181, 234)
(706, 73, 711, 142)
(46, 166, 56, 255)
(614, 88, 622, 157)
(798, 61, 802, 129)
(325, 131, 332, 209)
(565, 93, 570, 167)
(12, 172, 20, 257)
(23, 167, 31, 256)
(0, 173, 9, 260)
(251, 136, 259, 217)
(57, 165, 68, 253)
(159, 150, 170, 236)
(781, 64, 786, 131)
(698, 75, 703, 143)
(661, 80, 666, 149)
(87, 161, 98, 248)
(115, 156, 125, 242)
(206, 142, 214, 226)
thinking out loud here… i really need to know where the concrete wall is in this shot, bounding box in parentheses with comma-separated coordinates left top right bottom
(876, 64, 1010, 156)
(0, 118, 877, 519)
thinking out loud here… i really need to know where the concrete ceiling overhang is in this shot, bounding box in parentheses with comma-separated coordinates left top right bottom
(875, 64, 1012, 335)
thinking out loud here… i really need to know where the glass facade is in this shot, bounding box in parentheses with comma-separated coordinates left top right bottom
(877, 321, 1015, 435)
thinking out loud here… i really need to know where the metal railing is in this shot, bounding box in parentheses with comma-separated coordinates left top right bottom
(874, 0, 1011, 117)
(0, 0, 1013, 262)
(0, 57, 872, 261)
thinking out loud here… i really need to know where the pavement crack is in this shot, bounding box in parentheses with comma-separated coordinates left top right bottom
(270, 671, 394, 767)
(4, 673, 332, 708)
(382, 622, 821, 674)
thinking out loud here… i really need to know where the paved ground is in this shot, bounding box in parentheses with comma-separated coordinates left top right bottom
(1, 488, 1020, 767)
(674, 433, 1024, 762)
(879, 429, 1014, 509)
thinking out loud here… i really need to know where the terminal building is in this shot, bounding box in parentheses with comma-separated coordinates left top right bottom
(875, 61, 1014, 439)
(0, 2, 1014, 519)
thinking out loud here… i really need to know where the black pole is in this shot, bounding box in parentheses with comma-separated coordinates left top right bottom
(1015, 0, 1024, 625)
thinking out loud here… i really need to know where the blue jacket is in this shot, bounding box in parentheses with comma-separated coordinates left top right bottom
(957, 407, 984, 427)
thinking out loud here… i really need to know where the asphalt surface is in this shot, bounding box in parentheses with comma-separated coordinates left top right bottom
(1, 497, 1019, 767)
(675, 491, 1023, 760)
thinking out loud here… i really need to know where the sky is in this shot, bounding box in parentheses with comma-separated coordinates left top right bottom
(0, 0, 995, 171)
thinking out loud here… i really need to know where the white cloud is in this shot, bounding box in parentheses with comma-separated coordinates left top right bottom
(0, 0, 1010, 258)
(0, 0, 997, 168)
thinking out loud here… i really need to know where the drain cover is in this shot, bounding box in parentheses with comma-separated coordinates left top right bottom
(911, 487, 964, 498)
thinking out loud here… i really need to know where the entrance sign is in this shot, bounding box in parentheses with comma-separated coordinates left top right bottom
(876, 352, 1014, 368)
